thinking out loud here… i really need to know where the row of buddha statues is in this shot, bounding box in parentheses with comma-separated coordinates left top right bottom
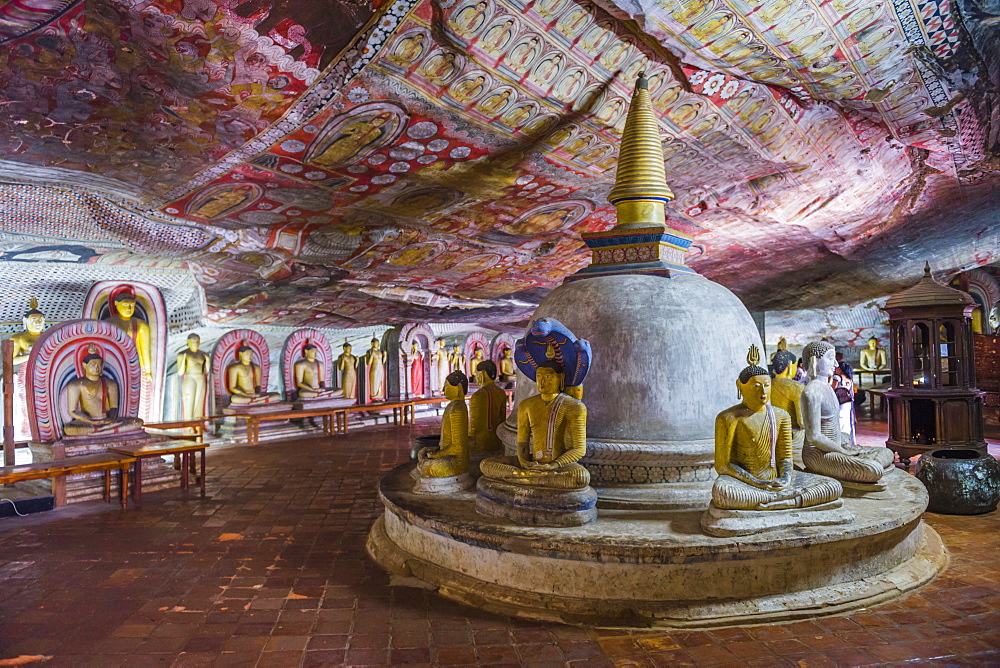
(5, 291, 520, 443)
(410, 318, 896, 533)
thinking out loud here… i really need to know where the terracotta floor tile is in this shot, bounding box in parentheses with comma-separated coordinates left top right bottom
(0, 421, 996, 667)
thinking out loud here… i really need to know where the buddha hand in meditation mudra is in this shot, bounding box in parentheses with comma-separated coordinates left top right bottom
(226, 345, 280, 405)
(709, 346, 842, 512)
(294, 342, 338, 399)
(63, 345, 144, 438)
(800, 341, 895, 486)
(415, 371, 471, 484)
(479, 361, 589, 490)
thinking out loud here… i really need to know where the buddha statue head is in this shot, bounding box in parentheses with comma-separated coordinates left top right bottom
(23, 298, 45, 335)
(303, 343, 319, 361)
(475, 360, 498, 386)
(113, 292, 137, 319)
(410, 341, 420, 355)
(802, 341, 836, 380)
(370, 337, 380, 351)
(535, 360, 565, 398)
(771, 350, 797, 379)
(342, 340, 353, 355)
(186, 333, 201, 352)
(437, 338, 446, 349)
(237, 344, 255, 365)
(867, 337, 879, 350)
(736, 345, 771, 411)
(444, 370, 468, 401)
(452, 344, 461, 354)
(81, 344, 105, 380)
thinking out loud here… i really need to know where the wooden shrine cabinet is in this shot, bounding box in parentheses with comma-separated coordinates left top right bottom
(884, 265, 987, 468)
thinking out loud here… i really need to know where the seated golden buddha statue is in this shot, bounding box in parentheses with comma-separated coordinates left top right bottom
(710, 346, 842, 512)
(769, 349, 805, 467)
(858, 337, 888, 373)
(63, 345, 144, 438)
(479, 361, 589, 490)
(416, 371, 470, 480)
(468, 360, 508, 460)
(800, 341, 895, 485)
(293, 342, 339, 399)
(226, 345, 280, 405)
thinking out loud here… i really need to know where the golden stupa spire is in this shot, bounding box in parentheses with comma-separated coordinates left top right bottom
(608, 72, 675, 230)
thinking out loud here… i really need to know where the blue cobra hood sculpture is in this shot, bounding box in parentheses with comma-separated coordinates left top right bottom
(514, 317, 592, 387)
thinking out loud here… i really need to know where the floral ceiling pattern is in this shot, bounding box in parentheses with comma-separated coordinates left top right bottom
(0, 0, 997, 328)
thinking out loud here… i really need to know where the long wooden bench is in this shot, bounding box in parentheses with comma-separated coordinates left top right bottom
(0, 453, 134, 508)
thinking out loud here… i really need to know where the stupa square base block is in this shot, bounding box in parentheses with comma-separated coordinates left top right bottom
(476, 477, 598, 527)
(28, 433, 179, 504)
(411, 468, 473, 494)
(368, 462, 946, 629)
(700, 500, 854, 538)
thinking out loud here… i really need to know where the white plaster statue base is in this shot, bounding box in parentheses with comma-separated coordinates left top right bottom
(411, 468, 473, 494)
(700, 500, 854, 538)
(367, 462, 946, 629)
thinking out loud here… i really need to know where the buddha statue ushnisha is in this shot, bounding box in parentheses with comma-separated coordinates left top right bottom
(226, 343, 280, 405)
(479, 360, 589, 490)
(468, 360, 507, 455)
(800, 341, 895, 484)
(709, 345, 842, 511)
(416, 371, 470, 479)
(293, 340, 338, 399)
(63, 344, 144, 437)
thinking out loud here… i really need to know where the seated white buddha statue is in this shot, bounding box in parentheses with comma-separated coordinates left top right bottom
(800, 341, 895, 484)
(62, 345, 144, 438)
(710, 347, 842, 511)
(226, 345, 280, 405)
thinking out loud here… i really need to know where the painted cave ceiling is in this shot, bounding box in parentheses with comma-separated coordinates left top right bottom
(0, 0, 998, 329)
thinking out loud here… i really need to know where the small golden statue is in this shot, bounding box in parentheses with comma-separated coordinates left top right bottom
(293, 340, 338, 399)
(365, 337, 387, 401)
(479, 361, 589, 490)
(468, 360, 507, 456)
(226, 344, 280, 405)
(448, 343, 464, 373)
(336, 340, 358, 400)
(858, 337, 888, 372)
(413, 371, 473, 493)
(63, 344, 144, 437)
(708, 345, 842, 512)
(800, 341, 895, 487)
(498, 346, 516, 384)
(176, 333, 210, 421)
(11, 298, 45, 365)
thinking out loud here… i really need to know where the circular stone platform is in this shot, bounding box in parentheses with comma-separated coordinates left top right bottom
(367, 465, 947, 629)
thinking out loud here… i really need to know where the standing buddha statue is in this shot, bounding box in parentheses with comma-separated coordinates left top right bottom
(408, 341, 425, 397)
(448, 344, 464, 373)
(336, 341, 358, 400)
(176, 333, 210, 421)
(365, 337, 387, 401)
(432, 339, 450, 394)
(11, 298, 45, 365)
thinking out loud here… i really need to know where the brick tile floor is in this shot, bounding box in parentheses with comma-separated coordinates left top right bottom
(0, 418, 998, 667)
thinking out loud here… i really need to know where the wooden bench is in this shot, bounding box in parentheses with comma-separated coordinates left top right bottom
(244, 406, 343, 444)
(0, 453, 134, 508)
(109, 441, 208, 504)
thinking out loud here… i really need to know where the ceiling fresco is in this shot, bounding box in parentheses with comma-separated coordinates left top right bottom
(0, 0, 997, 328)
